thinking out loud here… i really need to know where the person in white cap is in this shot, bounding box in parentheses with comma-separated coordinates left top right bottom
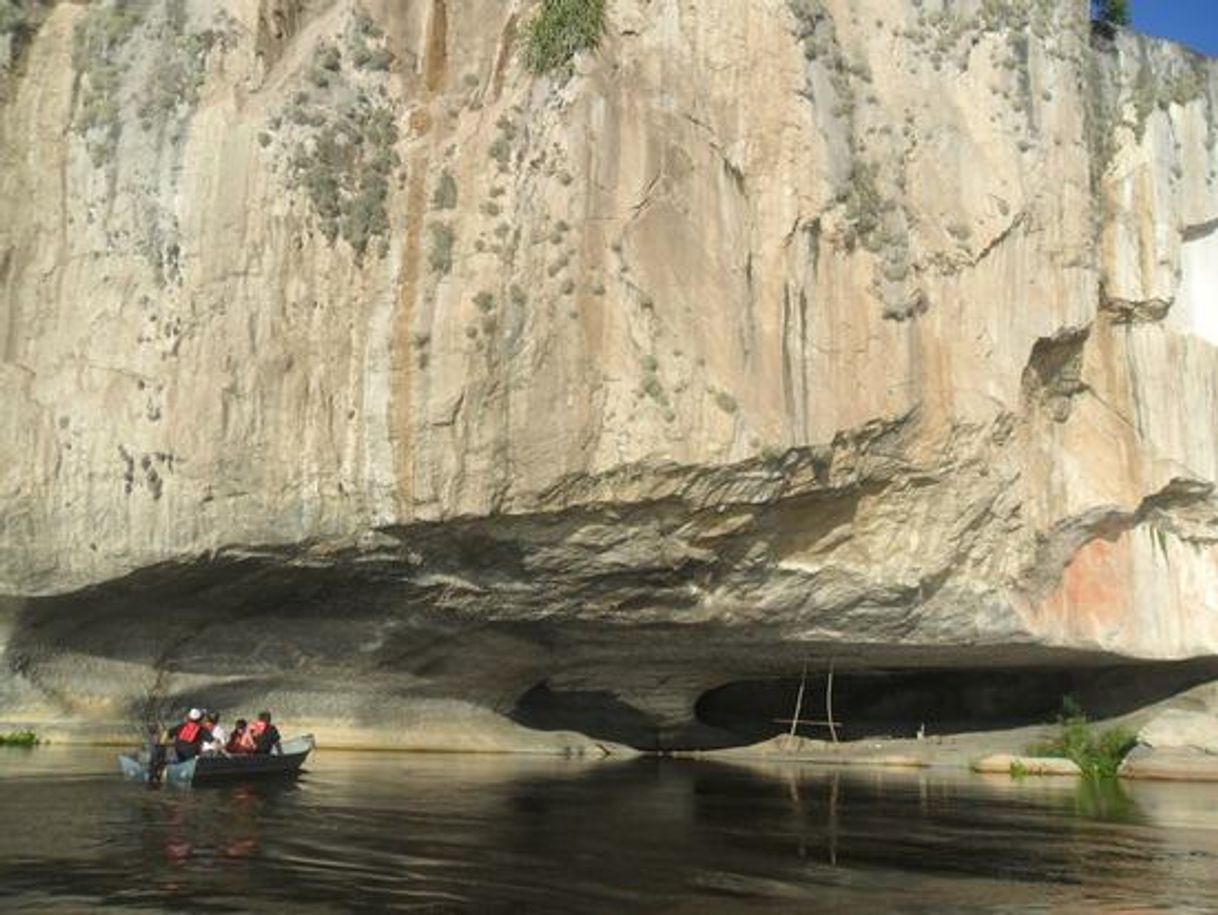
(167, 707, 206, 761)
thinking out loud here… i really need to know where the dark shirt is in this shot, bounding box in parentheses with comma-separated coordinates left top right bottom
(254, 723, 281, 755)
(168, 721, 205, 760)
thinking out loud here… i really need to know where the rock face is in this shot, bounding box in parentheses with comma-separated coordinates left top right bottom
(1121, 706, 1218, 781)
(1, 0, 1218, 749)
(1136, 709, 1218, 753)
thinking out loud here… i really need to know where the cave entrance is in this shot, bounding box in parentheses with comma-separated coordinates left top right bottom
(510, 681, 665, 749)
(694, 659, 1218, 744)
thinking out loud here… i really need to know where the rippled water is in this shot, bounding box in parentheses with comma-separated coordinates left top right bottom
(3, 745, 1218, 912)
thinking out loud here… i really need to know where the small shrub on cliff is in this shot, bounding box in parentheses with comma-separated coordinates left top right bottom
(71, 1, 146, 165)
(1026, 700, 1136, 778)
(432, 170, 458, 210)
(137, 26, 226, 140)
(288, 95, 400, 260)
(1091, 0, 1131, 27)
(1, 1, 50, 48)
(524, 0, 605, 74)
(429, 222, 455, 275)
(347, 4, 392, 70)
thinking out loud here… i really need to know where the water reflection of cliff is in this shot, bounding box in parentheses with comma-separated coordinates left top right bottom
(2, 749, 1218, 912)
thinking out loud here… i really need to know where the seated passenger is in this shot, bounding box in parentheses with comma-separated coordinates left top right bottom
(237, 717, 260, 754)
(226, 718, 250, 754)
(168, 708, 206, 761)
(250, 711, 282, 755)
(201, 711, 228, 755)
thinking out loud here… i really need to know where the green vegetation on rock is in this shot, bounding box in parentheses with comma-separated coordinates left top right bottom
(474, 290, 495, 313)
(1, 0, 52, 69)
(71, 0, 146, 166)
(287, 91, 400, 260)
(429, 223, 455, 275)
(524, 0, 605, 74)
(1092, 0, 1130, 27)
(71, 2, 232, 165)
(432, 171, 458, 210)
(1026, 700, 1136, 778)
(349, 4, 392, 71)
(137, 6, 229, 141)
(0, 730, 39, 747)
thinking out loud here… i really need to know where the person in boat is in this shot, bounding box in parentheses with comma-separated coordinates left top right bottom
(145, 723, 167, 784)
(167, 708, 206, 761)
(201, 711, 228, 755)
(249, 711, 282, 755)
(226, 718, 250, 754)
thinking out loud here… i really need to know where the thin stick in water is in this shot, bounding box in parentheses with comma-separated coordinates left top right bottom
(789, 660, 808, 740)
(826, 661, 838, 744)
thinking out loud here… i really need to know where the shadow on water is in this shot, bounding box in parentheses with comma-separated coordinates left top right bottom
(2, 747, 1218, 913)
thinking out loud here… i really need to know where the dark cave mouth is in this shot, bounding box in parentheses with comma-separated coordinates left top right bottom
(511, 659, 1218, 751)
(693, 660, 1218, 745)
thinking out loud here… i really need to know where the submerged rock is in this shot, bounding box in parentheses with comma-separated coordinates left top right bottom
(973, 754, 1083, 777)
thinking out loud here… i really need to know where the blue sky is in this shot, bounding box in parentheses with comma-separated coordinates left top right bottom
(1132, 2, 1218, 57)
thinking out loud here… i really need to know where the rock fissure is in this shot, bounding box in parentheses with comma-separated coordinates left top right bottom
(1101, 292, 1173, 323)
(1182, 216, 1218, 242)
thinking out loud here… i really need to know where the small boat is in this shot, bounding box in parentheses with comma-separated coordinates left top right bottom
(118, 735, 316, 786)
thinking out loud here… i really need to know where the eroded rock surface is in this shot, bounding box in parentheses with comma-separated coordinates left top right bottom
(2, 0, 1218, 749)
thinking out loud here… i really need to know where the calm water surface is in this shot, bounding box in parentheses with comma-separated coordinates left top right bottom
(2, 745, 1218, 912)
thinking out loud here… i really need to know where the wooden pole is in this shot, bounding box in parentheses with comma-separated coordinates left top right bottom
(789, 660, 808, 739)
(828, 772, 840, 866)
(826, 660, 838, 744)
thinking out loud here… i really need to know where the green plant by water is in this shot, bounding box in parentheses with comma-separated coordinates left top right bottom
(1026, 698, 1135, 778)
(0, 730, 39, 747)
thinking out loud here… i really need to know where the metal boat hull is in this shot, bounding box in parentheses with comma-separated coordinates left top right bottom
(118, 735, 315, 786)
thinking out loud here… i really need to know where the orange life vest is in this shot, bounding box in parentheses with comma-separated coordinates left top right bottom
(238, 720, 264, 753)
(177, 720, 201, 743)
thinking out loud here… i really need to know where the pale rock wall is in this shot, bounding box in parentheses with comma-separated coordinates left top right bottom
(1, 0, 1217, 747)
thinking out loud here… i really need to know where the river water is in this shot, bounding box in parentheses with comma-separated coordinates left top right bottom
(2, 745, 1218, 913)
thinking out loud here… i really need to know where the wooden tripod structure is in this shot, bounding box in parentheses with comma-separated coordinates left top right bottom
(774, 660, 840, 742)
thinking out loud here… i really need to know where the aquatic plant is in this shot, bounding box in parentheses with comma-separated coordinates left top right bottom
(0, 730, 40, 747)
(1026, 700, 1135, 778)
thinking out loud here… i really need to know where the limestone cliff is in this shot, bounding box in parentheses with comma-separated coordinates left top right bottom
(1, 0, 1217, 750)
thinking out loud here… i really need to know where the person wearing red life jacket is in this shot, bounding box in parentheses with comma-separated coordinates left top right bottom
(167, 708, 206, 761)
